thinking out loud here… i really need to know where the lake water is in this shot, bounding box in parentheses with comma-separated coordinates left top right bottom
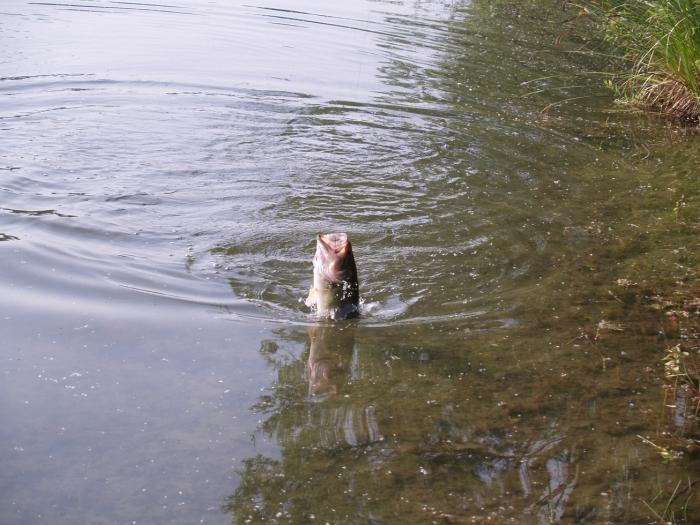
(2, 0, 699, 523)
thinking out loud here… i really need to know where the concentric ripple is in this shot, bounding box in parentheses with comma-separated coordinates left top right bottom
(1, 0, 624, 330)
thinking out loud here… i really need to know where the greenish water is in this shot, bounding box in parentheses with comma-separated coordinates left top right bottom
(1, 0, 699, 523)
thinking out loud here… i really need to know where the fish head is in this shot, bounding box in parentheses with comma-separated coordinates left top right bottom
(312, 232, 355, 285)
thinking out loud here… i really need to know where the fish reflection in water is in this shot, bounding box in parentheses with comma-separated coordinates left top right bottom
(306, 322, 383, 445)
(306, 323, 354, 396)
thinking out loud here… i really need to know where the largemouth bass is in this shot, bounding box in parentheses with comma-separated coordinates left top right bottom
(305, 233, 359, 320)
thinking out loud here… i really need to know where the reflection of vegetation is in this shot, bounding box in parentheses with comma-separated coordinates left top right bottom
(223, 313, 700, 523)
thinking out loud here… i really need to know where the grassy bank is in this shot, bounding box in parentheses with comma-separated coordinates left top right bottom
(578, 0, 700, 122)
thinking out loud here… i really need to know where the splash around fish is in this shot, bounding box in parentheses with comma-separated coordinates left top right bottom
(305, 233, 360, 320)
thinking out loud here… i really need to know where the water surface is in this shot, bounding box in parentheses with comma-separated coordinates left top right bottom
(2, 0, 699, 523)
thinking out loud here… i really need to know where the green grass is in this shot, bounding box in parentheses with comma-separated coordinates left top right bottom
(581, 0, 700, 121)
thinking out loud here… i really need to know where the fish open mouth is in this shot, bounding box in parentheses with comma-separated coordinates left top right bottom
(315, 233, 351, 284)
(318, 233, 349, 254)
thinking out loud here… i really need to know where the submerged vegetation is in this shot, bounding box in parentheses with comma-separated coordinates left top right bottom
(576, 0, 700, 122)
(589, 277, 700, 523)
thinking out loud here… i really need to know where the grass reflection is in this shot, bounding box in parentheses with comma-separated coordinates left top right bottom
(223, 294, 699, 523)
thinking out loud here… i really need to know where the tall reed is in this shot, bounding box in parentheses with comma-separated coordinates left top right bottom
(585, 0, 700, 121)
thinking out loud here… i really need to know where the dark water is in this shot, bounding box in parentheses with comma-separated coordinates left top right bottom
(2, 0, 700, 523)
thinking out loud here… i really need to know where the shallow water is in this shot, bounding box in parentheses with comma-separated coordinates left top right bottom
(2, 0, 700, 523)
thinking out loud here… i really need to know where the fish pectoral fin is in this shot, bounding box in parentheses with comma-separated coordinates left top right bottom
(305, 286, 316, 307)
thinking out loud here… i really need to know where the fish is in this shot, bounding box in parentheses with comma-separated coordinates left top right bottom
(305, 232, 360, 320)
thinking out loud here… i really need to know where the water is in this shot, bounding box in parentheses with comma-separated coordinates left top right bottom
(2, 0, 699, 523)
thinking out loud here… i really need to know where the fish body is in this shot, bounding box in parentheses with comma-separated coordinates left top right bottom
(305, 233, 359, 320)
